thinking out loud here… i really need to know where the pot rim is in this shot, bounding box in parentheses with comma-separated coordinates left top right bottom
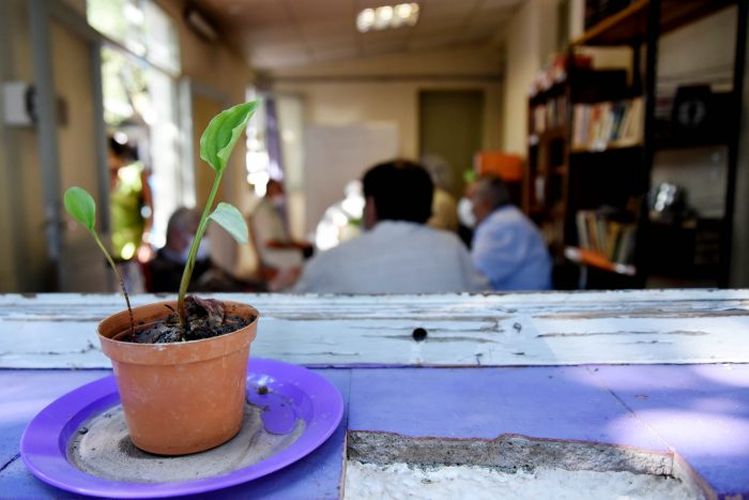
(97, 299, 259, 347)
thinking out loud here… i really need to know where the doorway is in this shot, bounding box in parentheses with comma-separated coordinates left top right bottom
(419, 90, 484, 197)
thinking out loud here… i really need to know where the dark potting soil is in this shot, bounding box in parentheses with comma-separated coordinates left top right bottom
(119, 296, 255, 344)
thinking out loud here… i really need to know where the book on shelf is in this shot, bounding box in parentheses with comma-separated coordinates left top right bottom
(572, 97, 643, 151)
(530, 96, 568, 135)
(576, 209, 636, 265)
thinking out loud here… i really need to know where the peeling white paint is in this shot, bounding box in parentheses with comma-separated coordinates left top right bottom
(1, 291, 748, 368)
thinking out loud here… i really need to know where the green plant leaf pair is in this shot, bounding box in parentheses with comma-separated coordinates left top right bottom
(65, 186, 248, 245)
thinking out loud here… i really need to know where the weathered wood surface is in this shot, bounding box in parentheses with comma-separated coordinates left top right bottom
(1, 289, 748, 368)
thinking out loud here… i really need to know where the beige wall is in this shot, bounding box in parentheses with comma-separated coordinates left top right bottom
(269, 45, 503, 238)
(272, 45, 504, 160)
(52, 19, 110, 292)
(0, 0, 49, 292)
(502, 0, 559, 155)
(275, 81, 503, 160)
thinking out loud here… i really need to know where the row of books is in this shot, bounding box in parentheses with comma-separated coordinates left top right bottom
(530, 96, 568, 135)
(572, 98, 643, 151)
(576, 210, 636, 265)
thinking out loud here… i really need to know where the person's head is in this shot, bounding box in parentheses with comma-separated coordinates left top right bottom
(266, 179, 284, 198)
(361, 159, 434, 230)
(265, 179, 286, 210)
(470, 176, 512, 225)
(421, 154, 454, 193)
(165, 207, 200, 253)
(108, 136, 137, 167)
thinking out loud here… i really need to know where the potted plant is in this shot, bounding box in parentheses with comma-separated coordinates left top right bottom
(64, 101, 260, 456)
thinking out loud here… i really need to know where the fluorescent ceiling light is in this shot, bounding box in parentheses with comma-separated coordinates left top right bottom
(356, 3, 420, 33)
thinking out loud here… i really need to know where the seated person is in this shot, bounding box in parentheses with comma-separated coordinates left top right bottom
(148, 208, 262, 293)
(250, 179, 312, 280)
(470, 176, 551, 290)
(292, 160, 488, 294)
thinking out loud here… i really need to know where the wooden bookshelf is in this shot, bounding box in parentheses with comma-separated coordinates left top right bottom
(532, 0, 747, 289)
(572, 0, 734, 47)
(525, 66, 640, 289)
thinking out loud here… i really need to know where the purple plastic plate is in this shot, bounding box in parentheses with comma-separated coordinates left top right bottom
(20, 358, 344, 498)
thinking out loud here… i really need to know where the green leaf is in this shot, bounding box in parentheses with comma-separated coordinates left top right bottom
(209, 202, 249, 244)
(63, 186, 96, 231)
(200, 101, 257, 173)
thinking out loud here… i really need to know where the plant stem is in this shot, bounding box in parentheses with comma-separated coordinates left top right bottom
(92, 231, 134, 337)
(177, 170, 224, 331)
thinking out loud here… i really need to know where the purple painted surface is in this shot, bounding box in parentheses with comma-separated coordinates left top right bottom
(0, 370, 108, 500)
(3, 365, 749, 498)
(348, 366, 668, 451)
(588, 364, 749, 497)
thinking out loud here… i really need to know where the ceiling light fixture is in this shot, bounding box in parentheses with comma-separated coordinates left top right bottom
(356, 3, 420, 33)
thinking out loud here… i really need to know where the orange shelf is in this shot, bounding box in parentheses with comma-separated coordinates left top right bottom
(564, 246, 636, 276)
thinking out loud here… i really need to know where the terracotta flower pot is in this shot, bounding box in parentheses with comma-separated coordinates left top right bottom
(97, 300, 259, 456)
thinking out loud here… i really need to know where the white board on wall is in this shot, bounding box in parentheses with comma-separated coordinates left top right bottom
(303, 123, 399, 235)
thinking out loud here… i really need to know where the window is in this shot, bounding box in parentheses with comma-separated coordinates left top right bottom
(88, 0, 187, 249)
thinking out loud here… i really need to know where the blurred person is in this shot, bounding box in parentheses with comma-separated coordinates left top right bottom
(470, 176, 551, 290)
(147, 208, 211, 292)
(292, 160, 488, 294)
(457, 178, 478, 248)
(147, 207, 262, 293)
(422, 154, 459, 232)
(108, 136, 152, 263)
(249, 179, 312, 280)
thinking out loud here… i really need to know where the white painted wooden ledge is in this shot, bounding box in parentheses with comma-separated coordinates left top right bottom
(1, 289, 748, 369)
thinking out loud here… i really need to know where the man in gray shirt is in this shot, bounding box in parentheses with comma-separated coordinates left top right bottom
(293, 160, 487, 294)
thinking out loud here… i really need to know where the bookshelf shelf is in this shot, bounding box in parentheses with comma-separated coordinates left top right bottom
(564, 247, 637, 276)
(572, 0, 734, 47)
(570, 143, 642, 154)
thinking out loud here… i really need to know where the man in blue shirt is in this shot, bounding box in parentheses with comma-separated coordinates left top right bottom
(470, 176, 552, 290)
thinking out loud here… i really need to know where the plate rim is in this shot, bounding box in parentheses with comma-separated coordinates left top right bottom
(20, 358, 344, 498)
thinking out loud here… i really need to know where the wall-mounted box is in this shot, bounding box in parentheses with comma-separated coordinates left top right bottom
(3, 81, 35, 126)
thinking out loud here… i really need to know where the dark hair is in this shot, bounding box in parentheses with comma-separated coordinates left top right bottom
(474, 176, 512, 210)
(362, 159, 433, 224)
(109, 137, 138, 162)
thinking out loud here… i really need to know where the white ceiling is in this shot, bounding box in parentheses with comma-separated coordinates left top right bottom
(194, 0, 523, 70)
